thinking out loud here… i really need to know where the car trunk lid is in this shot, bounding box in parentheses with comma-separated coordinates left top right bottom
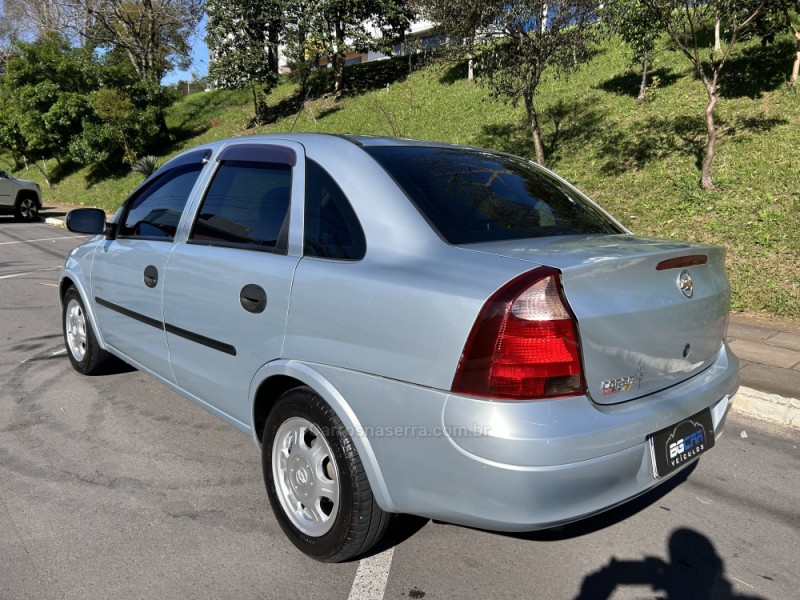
(464, 235, 730, 404)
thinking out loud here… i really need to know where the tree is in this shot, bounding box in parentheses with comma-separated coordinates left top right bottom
(306, 0, 415, 99)
(787, 3, 800, 86)
(0, 34, 174, 174)
(603, 0, 666, 103)
(76, 0, 204, 81)
(642, 0, 765, 190)
(755, 1, 800, 86)
(0, 4, 20, 74)
(420, 1, 497, 81)
(0, 33, 97, 183)
(2, 0, 103, 48)
(3, 1, 203, 79)
(434, 1, 600, 167)
(70, 51, 175, 168)
(282, 1, 322, 97)
(206, 0, 285, 124)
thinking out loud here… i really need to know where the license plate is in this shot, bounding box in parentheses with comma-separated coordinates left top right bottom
(648, 408, 715, 478)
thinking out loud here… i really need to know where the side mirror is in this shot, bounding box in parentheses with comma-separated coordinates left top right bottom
(66, 208, 107, 235)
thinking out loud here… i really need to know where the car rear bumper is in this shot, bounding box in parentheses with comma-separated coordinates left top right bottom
(307, 342, 738, 531)
(434, 391, 733, 532)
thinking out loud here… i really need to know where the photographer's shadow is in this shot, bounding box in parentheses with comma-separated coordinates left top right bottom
(576, 528, 763, 600)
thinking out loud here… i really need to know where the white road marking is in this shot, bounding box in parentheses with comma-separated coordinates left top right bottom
(731, 576, 755, 589)
(0, 235, 86, 245)
(347, 548, 395, 600)
(0, 267, 61, 280)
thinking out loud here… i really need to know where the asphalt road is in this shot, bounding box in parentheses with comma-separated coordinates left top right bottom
(1, 218, 798, 600)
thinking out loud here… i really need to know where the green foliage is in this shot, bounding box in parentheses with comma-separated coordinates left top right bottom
(0, 33, 174, 171)
(602, 1, 665, 65)
(291, 0, 414, 97)
(473, 1, 602, 165)
(69, 85, 166, 166)
(206, 0, 285, 124)
(306, 0, 415, 58)
(0, 33, 97, 179)
(79, 0, 204, 81)
(3, 38, 798, 318)
(131, 155, 161, 178)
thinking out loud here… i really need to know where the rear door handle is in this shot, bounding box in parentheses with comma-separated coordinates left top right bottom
(143, 265, 158, 288)
(240, 284, 267, 314)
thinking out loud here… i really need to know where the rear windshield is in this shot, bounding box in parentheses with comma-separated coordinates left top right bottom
(365, 146, 623, 244)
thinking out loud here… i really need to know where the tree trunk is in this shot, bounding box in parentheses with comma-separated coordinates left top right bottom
(268, 23, 281, 74)
(333, 55, 345, 100)
(791, 30, 800, 88)
(714, 17, 722, 53)
(636, 51, 649, 104)
(334, 20, 345, 100)
(22, 152, 52, 189)
(524, 93, 546, 167)
(467, 33, 476, 82)
(156, 111, 169, 137)
(700, 76, 719, 191)
(251, 85, 259, 123)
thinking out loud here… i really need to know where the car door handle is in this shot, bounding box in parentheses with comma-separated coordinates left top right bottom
(143, 265, 158, 288)
(240, 284, 267, 314)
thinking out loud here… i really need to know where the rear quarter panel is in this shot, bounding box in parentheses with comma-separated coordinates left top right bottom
(285, 140, 535, 389)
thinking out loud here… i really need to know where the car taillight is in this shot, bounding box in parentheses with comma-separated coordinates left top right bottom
(451, 267, 585, 400)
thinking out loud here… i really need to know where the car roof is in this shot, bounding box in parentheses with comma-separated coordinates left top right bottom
(182, 133, 480, 154)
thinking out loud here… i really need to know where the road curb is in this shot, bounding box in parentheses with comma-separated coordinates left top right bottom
(732, 386, 800, 429)
(44, 216, 66, 228)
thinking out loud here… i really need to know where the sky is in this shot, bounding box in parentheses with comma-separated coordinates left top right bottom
(163, 13, 209, 85)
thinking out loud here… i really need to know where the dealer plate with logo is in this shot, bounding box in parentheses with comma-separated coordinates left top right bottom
(648, 408, 715, 479)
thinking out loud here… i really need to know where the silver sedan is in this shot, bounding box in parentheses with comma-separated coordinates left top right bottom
(60, 134, 739, 562)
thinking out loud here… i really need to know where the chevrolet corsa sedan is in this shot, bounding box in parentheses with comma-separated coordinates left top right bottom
(61, 134, 739, 562)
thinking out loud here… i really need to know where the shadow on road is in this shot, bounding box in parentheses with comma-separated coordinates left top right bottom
(575, 528, 765, 600)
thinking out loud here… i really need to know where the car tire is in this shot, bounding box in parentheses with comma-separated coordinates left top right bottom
(14, 194, 40, 222)
(263, 386, 390, 562)
(62, 286, 109, 375)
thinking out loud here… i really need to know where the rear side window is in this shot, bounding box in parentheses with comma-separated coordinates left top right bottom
(119, 164, 203, 240)
(365, 147, 623, 245)
(190, 160, 291, 253)
(304, 159, 366, 260)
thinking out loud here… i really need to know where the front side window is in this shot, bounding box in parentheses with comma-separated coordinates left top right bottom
(119, 164, 204, 240)
(190, 160, 292, 253)
(304, 160, 366, 260)
(366, 147, 623, 245)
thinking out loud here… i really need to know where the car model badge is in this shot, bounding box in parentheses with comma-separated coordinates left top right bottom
(678, 270, 693, 298)
(601, 376, 634, 396)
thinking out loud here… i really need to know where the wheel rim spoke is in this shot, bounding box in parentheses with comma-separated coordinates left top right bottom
(272, 416, 340, 537)
(65, 300, 87, 361)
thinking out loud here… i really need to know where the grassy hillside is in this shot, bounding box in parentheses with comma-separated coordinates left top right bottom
(4, 36, 798, 318)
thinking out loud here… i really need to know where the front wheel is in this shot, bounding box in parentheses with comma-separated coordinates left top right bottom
(62, 286, 109, 375)
(14, 195, 39, 222)
(263, 387, 390, 562)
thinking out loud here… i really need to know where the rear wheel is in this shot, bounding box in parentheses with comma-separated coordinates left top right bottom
(62, 286, 109, 375)
(14, 194, 39, 222)
(263, 387, 390, 562)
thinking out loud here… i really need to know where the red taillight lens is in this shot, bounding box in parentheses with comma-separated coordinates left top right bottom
(452, 267, 585, 400)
